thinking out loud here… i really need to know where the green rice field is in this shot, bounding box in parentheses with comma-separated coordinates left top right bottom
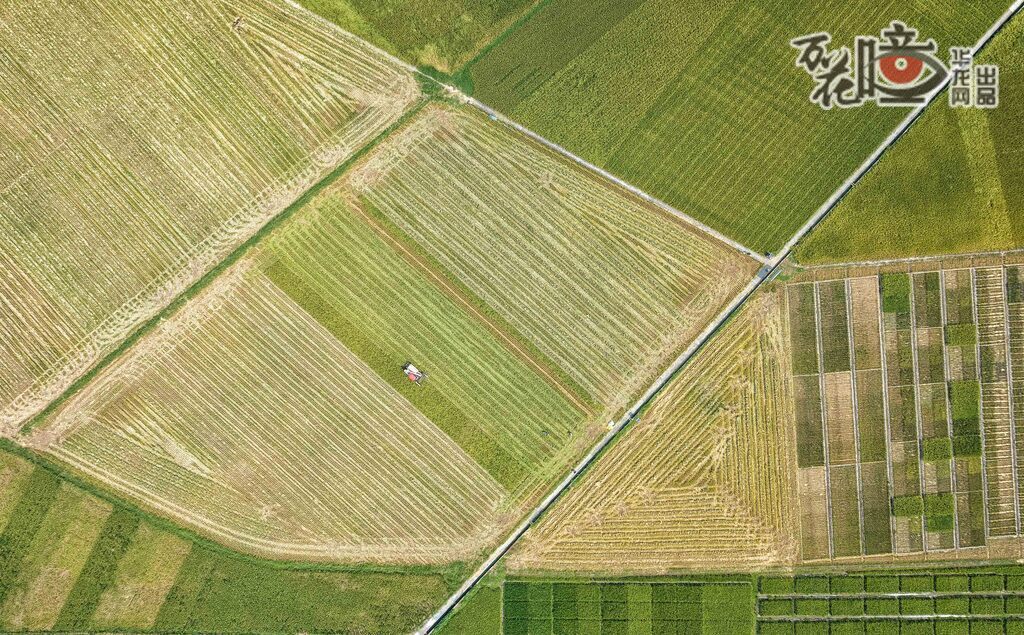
(464, 0, 1006, 254)
(796, 12, 1024, 264)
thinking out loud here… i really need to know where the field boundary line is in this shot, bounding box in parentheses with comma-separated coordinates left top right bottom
(813, 283, 836, 559)
(800, 247, 1024, 271)
(972, 269, 994, 539)
(939, 269, 962, 549)
(845, 279, 867, 556)
(415, 2, 1024, 630)
(345, 197, 594, 415)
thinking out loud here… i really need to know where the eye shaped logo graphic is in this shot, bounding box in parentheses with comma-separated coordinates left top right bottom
(873, 47, 948, 103)
(878, 53, 924, 84)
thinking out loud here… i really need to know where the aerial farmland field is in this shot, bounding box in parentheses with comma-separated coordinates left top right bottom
(4, 0, 1024, 632)
(0, 0, 421, 434)
(19, 98, 756, 570)
(463, 0, 1009, 253)
(788, 259, 1024, 564)
(796, 12, 1024, 263)
(27, 262, 509, 564)
(506, 288, 797, 573)
(348, 104, 758, 411)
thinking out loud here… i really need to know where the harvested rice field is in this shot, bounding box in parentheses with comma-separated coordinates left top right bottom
(506, 288, 798, 573)
(22, 100, 756, 566)
(0, 0, 421, 434)
(27, 263, 508, 564)
(347, 103, 758, 411)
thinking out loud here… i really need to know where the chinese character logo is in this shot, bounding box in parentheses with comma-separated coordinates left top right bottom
(791, 21, 998, 109)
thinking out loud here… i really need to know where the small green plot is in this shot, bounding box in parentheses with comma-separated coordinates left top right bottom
(552, 618, 578, 635)
(935, 575, 970, 592)
(970, 597, 1005, 615)
(506, 582, 529, 603)
(969, 618, 1006, 634)
(893, 495, 924, 517)
(1008, 575, 1024, 591)
(795, 599, 828, 616)
(935, 618, 970, 635)
(599, 619, 627, 635)
(953, 434, 982, 457)
(865, 576, 900, 593)
(830, 576, 865, 594)
(759, 599, 795, 617)
(794, 621, 830, 634)
(899, 597, 934, 616)
(602, 602, 628, 621)
(867, 619, 899, 634)
(900, 620, 935, 635)
(831, 598, 864, 616)
(505, 617, 529, 635)
(881, 273, 911, 314)
(936, 597, 969, 614)
(866, 598, 899, 615)
(923, 437, 952, 462)
(950, 380, 981, 435)
(760, 577, 795, 594)
(945, 323, 977, 347)
(971, 574, 1005, 592)
(794, 576, 829, 594)
(757, 623, 794, 635)
(829, 622, 863, 635)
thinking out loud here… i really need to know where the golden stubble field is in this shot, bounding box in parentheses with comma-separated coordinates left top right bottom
(0, 0, 421, 433)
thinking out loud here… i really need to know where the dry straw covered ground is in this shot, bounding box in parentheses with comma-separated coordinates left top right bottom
(20, 101, 757, 565)
(507, 287, 799, 573)
(0, 0, 420, 433)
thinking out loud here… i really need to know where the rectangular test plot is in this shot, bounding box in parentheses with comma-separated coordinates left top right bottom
(975, 267, 1018, 537)
(818, 280, 852, 373)
(849, 277, 883, 370)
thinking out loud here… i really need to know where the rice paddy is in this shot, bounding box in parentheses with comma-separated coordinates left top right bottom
(0, 0, 421, 434)
(463, 0, 1006, 254)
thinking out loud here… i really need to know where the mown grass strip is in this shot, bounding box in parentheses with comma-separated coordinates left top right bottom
(54, 508, 140, 630)
(0, 467, 61, 608)
(17, 96, 433, 437)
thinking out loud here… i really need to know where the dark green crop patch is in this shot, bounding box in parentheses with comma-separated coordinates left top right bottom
(881, 273, 911, 314)
(893, 495, 924, 517)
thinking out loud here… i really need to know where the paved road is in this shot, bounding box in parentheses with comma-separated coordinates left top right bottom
(414, 3, 1024, 632)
